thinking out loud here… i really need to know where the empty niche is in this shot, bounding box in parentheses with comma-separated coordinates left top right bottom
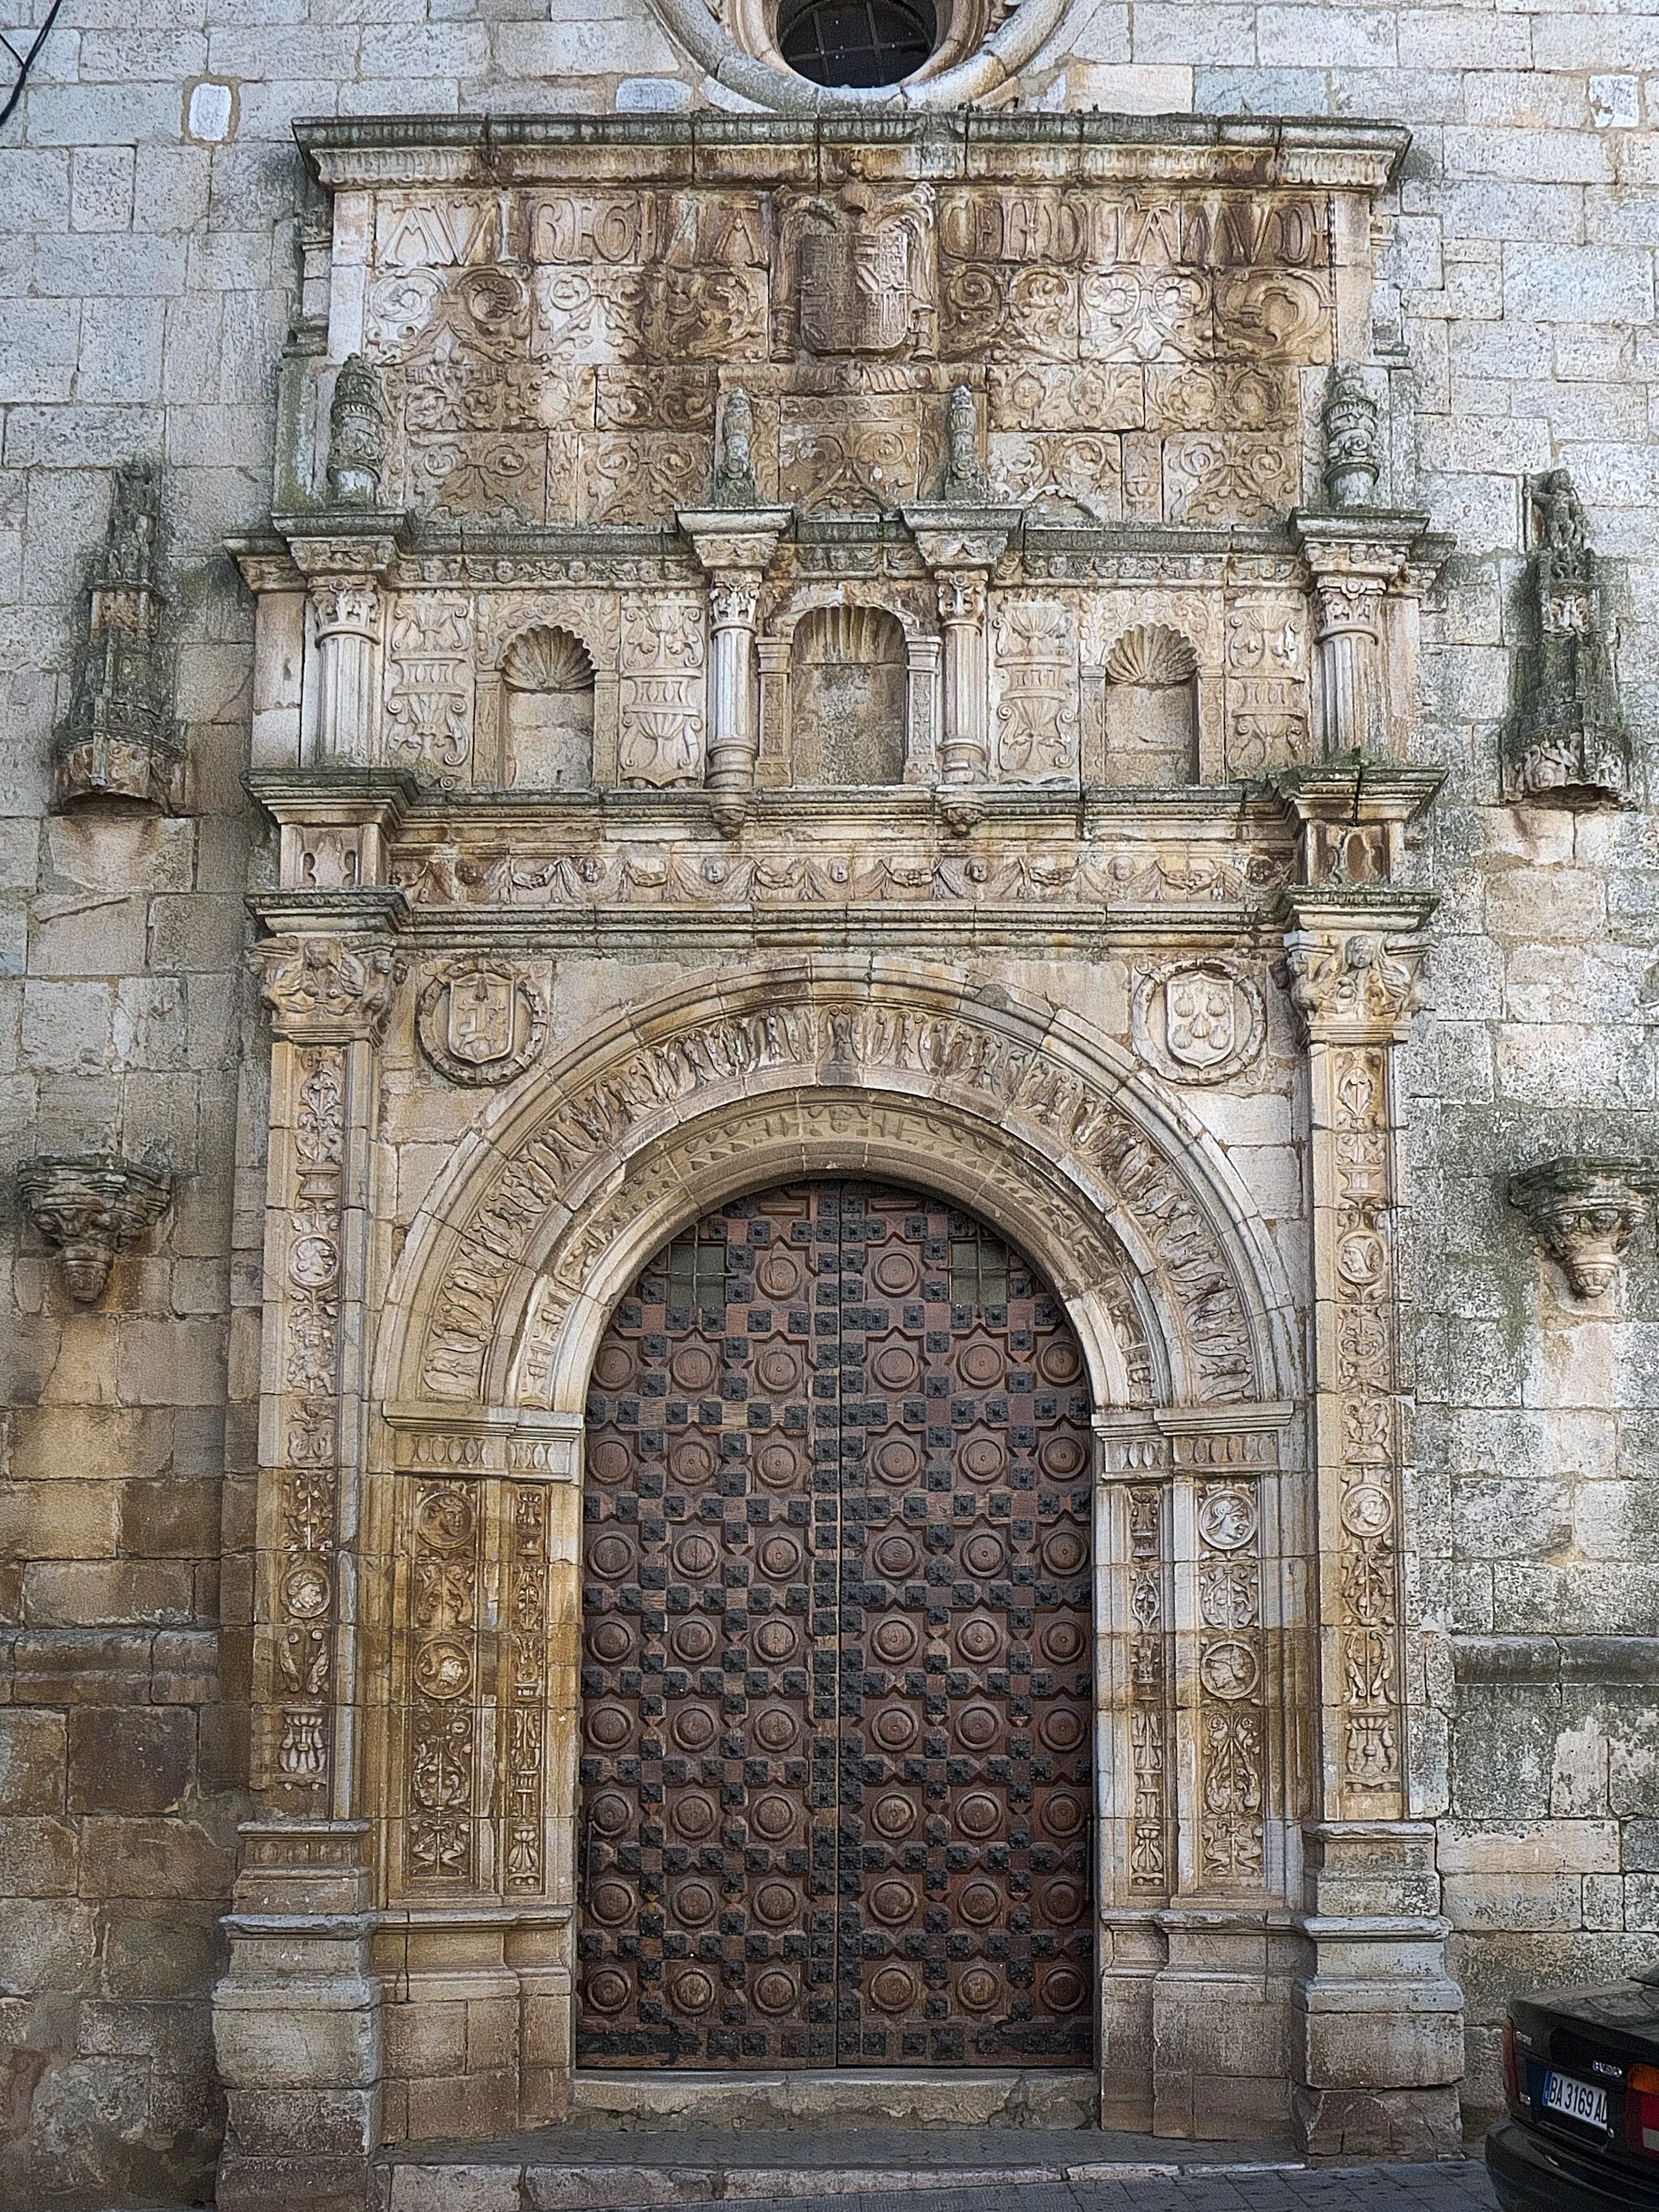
(1101, 624, 1198, 785)
(789, 605, 907, 785)
(501, 625, 595, 789)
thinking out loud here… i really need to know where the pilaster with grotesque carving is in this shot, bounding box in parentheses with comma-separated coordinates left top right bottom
(1280, 895, 1461, 2158)
(252, 933, 398, 1813)
(1280, 900, 1427, 1822)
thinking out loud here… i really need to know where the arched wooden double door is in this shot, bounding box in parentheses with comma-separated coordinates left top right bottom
(578, 1181, 1094, 2069)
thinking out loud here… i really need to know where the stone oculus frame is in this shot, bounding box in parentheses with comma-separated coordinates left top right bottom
(214, 114, 1461, 2212)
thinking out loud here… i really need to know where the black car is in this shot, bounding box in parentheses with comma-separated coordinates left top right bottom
(1488, 1971, 1659, 2210)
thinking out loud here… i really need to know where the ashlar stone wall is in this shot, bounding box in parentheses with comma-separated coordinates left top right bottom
(0, 0, 1656, 2201)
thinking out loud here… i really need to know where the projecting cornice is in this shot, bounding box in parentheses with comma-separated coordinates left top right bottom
(292, 111, 1413, 194)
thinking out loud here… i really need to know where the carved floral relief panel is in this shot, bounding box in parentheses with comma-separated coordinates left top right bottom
(345, 166, 1341, 530)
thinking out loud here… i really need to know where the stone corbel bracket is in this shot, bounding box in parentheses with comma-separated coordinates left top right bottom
(1508, 1155, 1653, 1300)
(17, 1151, 174, 1302)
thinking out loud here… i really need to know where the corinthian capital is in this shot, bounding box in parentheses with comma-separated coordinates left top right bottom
(1282, 920, 1427, 1041)
(256, 934, 399, 1040)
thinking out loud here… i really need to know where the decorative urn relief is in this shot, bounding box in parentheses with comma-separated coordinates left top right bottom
(16, 1151, 174, 1301)
(1508, 1155, 1652, 1300)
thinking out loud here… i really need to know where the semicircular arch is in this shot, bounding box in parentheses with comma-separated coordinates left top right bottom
(376, 960, 1297, 1420)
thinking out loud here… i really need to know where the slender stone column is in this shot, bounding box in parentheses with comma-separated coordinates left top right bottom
(705, 569, 761, 794)
(679, 507, 790, 820)
(1280, 893, 1463, 2159)
(906, 510, 1017, 788)
(311, 576, 383, 763)
(1292, 514, 1439, 760)
(935, 570, 991, 783)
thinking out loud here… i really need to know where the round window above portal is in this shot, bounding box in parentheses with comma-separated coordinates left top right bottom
(777, 0, 937, 88)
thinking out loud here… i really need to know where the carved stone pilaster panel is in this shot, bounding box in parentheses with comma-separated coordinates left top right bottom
(403, 1473, 488, 1890)
(251, 932, 399, 1808)
(1282, 900, 1427, 1824)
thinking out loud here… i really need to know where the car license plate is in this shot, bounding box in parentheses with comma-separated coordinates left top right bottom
(1543, 2070, 1609, 2131)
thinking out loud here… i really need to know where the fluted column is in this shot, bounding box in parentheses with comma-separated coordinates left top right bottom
(680, 506, 790, 823)
(1292, 515, 1440, 761)
(935, 570, 990, 783)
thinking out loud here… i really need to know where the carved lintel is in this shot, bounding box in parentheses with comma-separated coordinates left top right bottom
(53, 461, 184, 812)
(17, 1152, 173, 1302)
(1508, 1156, 1652, 1300)
(904, 506, 1021, 575)
(1505, 470, 1634, 810)
(254, 932, 400, 1040)
(678, 508, 791, 579)
(1277, 896, 1432, 1044)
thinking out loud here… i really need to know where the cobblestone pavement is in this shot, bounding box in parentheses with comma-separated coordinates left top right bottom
(710, 2163, 1501, 2212)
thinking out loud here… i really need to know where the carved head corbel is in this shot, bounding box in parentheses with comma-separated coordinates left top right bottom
(1508, 1155, 1652, 1300)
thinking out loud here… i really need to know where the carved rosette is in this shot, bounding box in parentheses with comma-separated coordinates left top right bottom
(254, 933, 399, 1804)
(17, 1151, 173, 1302)
(1509, 1156, 1652, 1300)
(1282, 903, 1427, 1821)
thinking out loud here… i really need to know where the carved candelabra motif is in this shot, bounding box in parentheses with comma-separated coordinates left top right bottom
(53, 461, 182, 809)
(1321, 366, 1383, 510)
(326, 354, 387, 507)
(17, 1151, 173, 1302)
(1506, 469, 1633, 809)
(1509, 1155, 1651, 1299)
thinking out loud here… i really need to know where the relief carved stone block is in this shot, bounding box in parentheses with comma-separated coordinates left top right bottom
(1509, 1155, 1653, 1300)
(17, 1151, 173, 1303)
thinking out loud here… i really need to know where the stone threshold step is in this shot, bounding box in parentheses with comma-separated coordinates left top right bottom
(570, 2068, 1099, 2133)
(377, 2122, 1305, 2212)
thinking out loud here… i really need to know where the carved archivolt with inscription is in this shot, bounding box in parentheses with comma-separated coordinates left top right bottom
(377, 973, 1287, 1426)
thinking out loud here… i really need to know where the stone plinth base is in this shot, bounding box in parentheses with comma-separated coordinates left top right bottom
(213, 1820, 382, 2212)
(569, 2068, 1098, 2132)
(1292, 1822, 1465, 2161)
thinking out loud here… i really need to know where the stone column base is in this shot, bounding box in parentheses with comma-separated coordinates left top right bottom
(1292, 1822, 1465, 2162)
(213, 1820, 382, 2212)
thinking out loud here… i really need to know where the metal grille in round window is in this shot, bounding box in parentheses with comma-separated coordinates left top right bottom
(778, 0, 937, 87)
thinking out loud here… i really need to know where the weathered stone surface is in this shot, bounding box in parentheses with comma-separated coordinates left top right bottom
(2, 0, 1658, 2196)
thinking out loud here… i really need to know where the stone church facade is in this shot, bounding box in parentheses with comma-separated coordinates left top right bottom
(1, 5, 1656, 2209)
